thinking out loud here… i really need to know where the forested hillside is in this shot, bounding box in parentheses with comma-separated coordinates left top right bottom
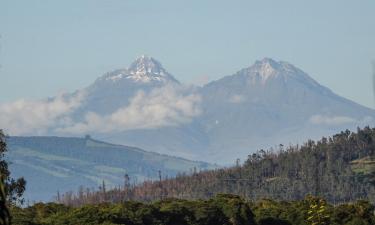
(59, 127, 375, 206)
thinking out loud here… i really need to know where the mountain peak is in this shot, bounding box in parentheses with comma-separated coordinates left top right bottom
(252, 58, 307, 76)
(221, 57, 323, 90)
(99, 55, 179, 84)
(257, 57, 279, 66)
(250, 58, 282, 81)
(129, 55, 164, 75)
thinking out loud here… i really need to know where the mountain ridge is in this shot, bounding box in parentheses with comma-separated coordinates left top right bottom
(53, 56, 375, 163)
(2, 56, 374, 164)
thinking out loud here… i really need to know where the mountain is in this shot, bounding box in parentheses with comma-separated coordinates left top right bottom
(197, 58, 375, 162)
(76, 56, 374, 163)
(75, 55, 180, 115)
(57, 55, 206, 160)
(6, 136, 214, 202)
(3, 56, 375, 164)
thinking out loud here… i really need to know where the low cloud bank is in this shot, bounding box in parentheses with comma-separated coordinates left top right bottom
(0, 86, 202, 135)
(0, 92, 85, 135)
(57, 86, 201, 134)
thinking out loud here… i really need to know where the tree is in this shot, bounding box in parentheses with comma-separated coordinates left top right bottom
(306, 196, 330, 225)
(0, 130, 26, 204)
(0, 176, 10, 225)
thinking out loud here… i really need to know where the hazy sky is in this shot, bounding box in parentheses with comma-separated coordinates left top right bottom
(1, 0, 374, 108)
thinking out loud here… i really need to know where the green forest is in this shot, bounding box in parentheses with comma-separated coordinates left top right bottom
(9, 194, 375, 225)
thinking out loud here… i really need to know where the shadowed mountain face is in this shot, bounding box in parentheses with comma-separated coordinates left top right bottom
(6, 56, 375, 164)
(6, 136, 213, 202)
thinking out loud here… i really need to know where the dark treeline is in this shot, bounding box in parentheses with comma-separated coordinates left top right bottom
(11, 194, 375, 225)
(58, 127, 375, 206)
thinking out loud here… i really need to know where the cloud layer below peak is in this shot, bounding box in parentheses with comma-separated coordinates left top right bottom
(0, 92, 85, 135)
(0, 86, 202, 136)
(57, 86, 201, 134)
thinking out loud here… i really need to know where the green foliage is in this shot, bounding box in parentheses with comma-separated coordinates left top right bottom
(331, 200, 375, 225)
(10, 195, 258, 225)
(252, 199, 306, 225)
(258, 217, 292, 225)
(305, 196, 330, 225)
(9, 196, 375, 225)
(210, 194, 256, 225)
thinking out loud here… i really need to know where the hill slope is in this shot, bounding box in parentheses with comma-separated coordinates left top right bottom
(6, 136, 214, 202)
(59, 127, 375, 205)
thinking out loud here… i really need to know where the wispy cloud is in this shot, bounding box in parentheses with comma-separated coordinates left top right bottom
(56, 86, 202, 134)
(0, 92, 85, 135)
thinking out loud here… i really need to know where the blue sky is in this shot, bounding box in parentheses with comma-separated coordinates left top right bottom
(1, 0, 374, 108)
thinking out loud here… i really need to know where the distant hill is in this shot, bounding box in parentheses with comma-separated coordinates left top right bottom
(59, 127, 375, 206)
(6, 136, 214, 202)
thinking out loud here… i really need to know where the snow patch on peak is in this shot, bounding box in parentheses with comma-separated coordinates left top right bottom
(248, 58, 282, 83)
(244, 58, 323, 88)
(129, 55, 164, 74)
(254, 58, 279, 81)
(126, 55, 173, 83)
(107, 73, 124, 82)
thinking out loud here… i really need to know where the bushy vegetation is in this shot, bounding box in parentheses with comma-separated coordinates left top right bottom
(11, 195, 375, 225)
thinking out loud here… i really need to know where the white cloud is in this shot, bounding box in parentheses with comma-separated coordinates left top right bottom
(0, 92, 85, 135)
(57, 86, 202, 134)
(0, 85, 201, 136)
(309, 114, 356, 126)
(229, 94, 246, 103)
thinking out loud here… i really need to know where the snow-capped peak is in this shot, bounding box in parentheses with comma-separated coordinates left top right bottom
(244, 57, 318, 86)
(100, 55, 179, 84)
(128, 55, 164, 75)
(251, 58, 280, 81)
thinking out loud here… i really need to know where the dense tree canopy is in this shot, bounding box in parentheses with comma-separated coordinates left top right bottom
(10, 195, 375, 225)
